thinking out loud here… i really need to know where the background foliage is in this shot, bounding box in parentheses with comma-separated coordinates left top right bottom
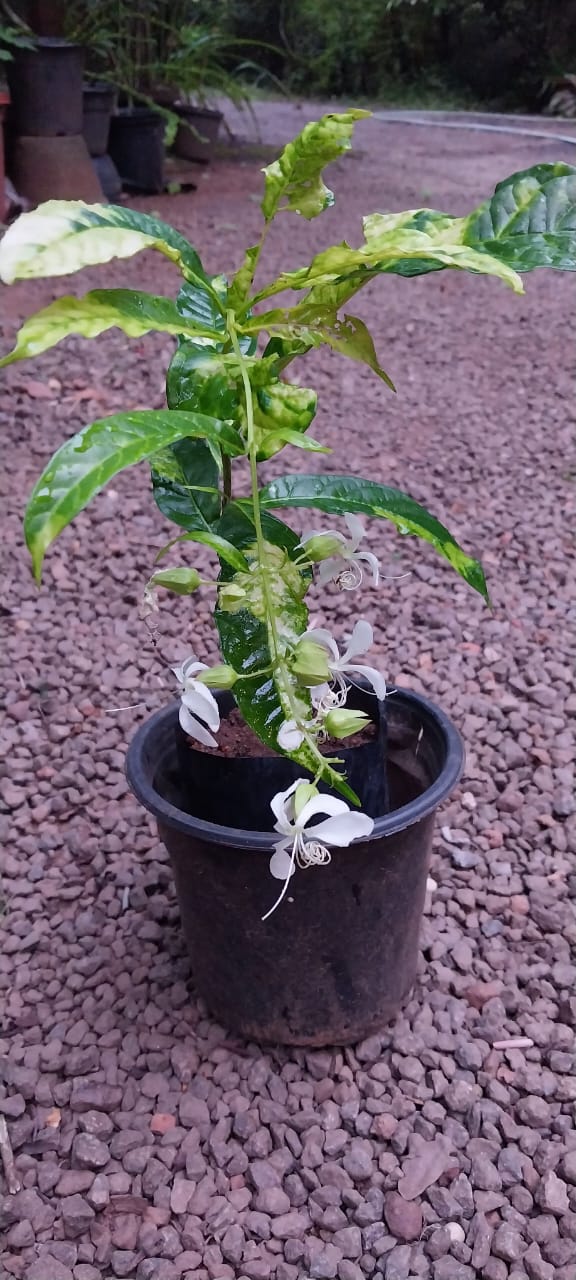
(216, 0, 576, 110)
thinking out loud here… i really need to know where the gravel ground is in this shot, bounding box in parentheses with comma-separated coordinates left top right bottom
(0, 104, 575, 1280)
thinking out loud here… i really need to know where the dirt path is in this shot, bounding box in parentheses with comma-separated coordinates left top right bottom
(0, 105, 574, 1280)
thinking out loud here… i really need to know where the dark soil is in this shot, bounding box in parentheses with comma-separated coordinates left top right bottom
(189, 706, 377, 758)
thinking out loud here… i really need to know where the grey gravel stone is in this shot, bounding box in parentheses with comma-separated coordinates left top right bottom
(254, 1186, 291, 1215)
(536, 1170, 571, 1215)
(432, 1260, 475, 1280)
(27, 1261, 73, 1280)
(383, 1191, 423, 1242)
(343, 1141, 374, 1181)
(72, 1132, 110, 1170)
(492, 1223, 526, 1262)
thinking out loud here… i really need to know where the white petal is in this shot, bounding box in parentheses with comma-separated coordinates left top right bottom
(316, 556, 346, 586)
(277, 720, 304, 751)
(344, 512, 365, 549)
(346, 663, 387, 701)
(269, 842, 297, 880)
(340, 619, 373, 664)
(304, 627, 340, 663)
(356, 551, 380, 586)
(178, 701, 218, 747)
(181, 683, 220, 731)
(270, 778, 305, 828)
(307, 811, 374, 846)
(299, 794, 350, 828)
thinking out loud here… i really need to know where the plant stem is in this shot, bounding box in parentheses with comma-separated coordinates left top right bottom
(222, 453, 232, 506)
(227, 314, 327, 767)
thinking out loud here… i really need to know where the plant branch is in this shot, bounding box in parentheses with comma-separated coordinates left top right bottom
(222, 453, 232, 505)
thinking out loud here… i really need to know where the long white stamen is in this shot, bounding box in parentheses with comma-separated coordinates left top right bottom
(262, 836, 298, 921)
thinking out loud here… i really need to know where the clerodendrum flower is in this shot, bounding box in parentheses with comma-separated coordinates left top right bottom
(263, 779, 374, 921)
(172, 656, 220, 748)
(304, 620, 387, 708)
(300, 512, 381, 590)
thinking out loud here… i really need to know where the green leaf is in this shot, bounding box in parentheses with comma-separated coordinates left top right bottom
(257, 427, 330, 458)
(261, 109, 371, 222)
(156, 529, 250, 573)
(0, 288, 221, 366)
(0, 201, 213, 292)
(25, 410, 243, 581)
(262, 334, 317, 371)
(258, 474, 489, 601)
(176, 276, 227, 334)
(151, 438, 221, 531)
(227, 245, 260, 310)
(254, 303, 394, 389)
(301, 310, 394, 389)
(463, 163, 576, 271)
(251, 380, 318, 460)
(166, 341, 239, 420)
(259, 215, 524, 300)
(176, 277, 257, 352)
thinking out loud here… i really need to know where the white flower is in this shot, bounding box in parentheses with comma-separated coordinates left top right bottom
(304, 620, 387, 708)
(263, 779, 374, 920)
(172, 656, 220, 748)
(300, 513, 380, 590)
(277, 719, 305, 751)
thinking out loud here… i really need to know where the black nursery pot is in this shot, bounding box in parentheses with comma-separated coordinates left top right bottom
(82, 83, 116, 157)
(108, 108, 165, 193)
(126, 690, 463, 1046)
(7, 38, 85, 137)
(173, 105, 223, 163)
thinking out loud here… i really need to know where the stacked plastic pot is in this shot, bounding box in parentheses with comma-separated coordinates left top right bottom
(7, 38, 104, 206)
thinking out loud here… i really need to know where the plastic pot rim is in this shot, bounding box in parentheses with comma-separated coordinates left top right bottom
(125, 688, 464, 851)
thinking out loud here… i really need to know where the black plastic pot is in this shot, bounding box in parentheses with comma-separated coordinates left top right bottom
(173, 105, 223, 163)
(126, 689, 463, 1046)
(7, 39, 84, 137)
(108, 108, 165, 193)
(82, 83, 116, 158)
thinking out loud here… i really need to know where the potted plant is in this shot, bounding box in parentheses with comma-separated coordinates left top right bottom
(65, 0, 170, 193)
(163, 24, 269, 163)
(1, 112, 575, 1045)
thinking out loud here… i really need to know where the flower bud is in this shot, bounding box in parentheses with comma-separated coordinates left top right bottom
(324, 708, 371, 739)
(149, 567, 201, 595)
(218, 582, 246, 611)
(300, 532, 345, 562)
(290, 639, 332, 686)
(196, 664, 238, 690)
(294, 782, 318, 819)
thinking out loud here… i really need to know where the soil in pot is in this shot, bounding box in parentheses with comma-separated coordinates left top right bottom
(126, 689, 463, 1046)
(176, 685, 389, 828)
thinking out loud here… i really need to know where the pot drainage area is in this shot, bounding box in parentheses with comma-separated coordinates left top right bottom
(0, 103, 575, 1280)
